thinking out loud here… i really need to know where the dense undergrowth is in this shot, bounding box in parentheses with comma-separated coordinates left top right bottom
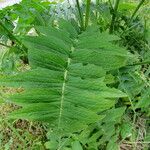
(0, 0, 150, 149)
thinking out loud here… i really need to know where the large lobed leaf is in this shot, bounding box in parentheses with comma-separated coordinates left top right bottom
(1, 20, 128, 135)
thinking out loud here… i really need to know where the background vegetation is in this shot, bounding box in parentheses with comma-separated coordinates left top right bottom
(0, 0, 150, 149)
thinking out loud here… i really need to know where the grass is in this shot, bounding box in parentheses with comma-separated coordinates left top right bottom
(120, 116, 150, 150)
(0, 101, 47, 150)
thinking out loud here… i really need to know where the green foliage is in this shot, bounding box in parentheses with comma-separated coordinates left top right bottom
(0, 0, 56, 73)
(0, 19, 129, 149)
(0, 0, 150, 149)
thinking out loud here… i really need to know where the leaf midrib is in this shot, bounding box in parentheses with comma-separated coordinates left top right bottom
(58, 57, 71, 130)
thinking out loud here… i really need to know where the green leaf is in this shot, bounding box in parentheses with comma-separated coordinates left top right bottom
(118, 3, 137, 11)
(72, 141, 83, 150)
(120, 123, 132, 139)
(106, 135, 119, 150)
(0, 19, 128, 146)
(45, 141, 58, 150)
(136, 88, 150, 108)
(102, 107, 126, 123)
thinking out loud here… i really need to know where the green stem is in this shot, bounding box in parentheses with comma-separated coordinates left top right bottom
(121, 0, 145, 36)
(128, 61, 150, 66)
(108, 0, 113, 11)
(0, 42, 12, 48)
(96, 0, 100, 6)
(109, 0, 120, 34)
(118, 71, 137, 147)
(76, 0, 84, 30)
(96, 0, 100, 18)
(129, 0, 145, 24)
(0, 21, 20, 45)
(84, 0, 91, 30)
(0, 21, 27, 52)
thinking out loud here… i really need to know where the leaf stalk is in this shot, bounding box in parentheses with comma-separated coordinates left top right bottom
(84, 0, 91, 30)
(109, 0, 120, 34)
(75, 0, 84, 30)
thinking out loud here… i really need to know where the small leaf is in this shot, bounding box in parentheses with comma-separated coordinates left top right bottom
(120, 123, 132, 139)
(106, 135, 119, 150)
(45, 141, 58, 150)
(103, 107, 126, 123)
(72, 141, 83, 150)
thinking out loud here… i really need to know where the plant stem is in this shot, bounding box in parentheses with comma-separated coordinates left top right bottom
(121, 0, 145, 36)
(75, 0, 84, 30)
(96, 0, 100, 6)
(108, 0, 113, 11)
(129, 0, 146, 24)
(0, 42, 11, 48)
(96, 0, 100, 18)
(84, 0, 91, 30)
(0, 21, 20, 45)
(118, 71, 137, 148)
(128, 61, 150, 66)
(109, 0, 120, 34)
(0, 21, 27, 52)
